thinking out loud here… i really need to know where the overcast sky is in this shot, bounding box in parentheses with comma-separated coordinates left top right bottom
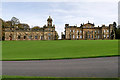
(118, 1, 120, 25)
(1, 0, 119, 38)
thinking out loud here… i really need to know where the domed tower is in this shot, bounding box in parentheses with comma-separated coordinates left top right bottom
(47, 16, 52, 27)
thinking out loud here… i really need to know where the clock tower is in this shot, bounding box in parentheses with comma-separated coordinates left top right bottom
(47, 16, 52, 27)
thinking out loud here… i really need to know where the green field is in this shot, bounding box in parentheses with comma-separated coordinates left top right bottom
(1, 75, 119, 80)
(2, 40, 118, 61)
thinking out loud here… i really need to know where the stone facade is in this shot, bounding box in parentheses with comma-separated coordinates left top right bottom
(2, 16, 58, 41)
(63, 21, 115, 40)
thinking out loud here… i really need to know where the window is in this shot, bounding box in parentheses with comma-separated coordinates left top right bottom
(107, 35, 109, 38)
(98, 35, 100, 39)
(95, 30, 96, 32)
(98, 30, 99, 33)
(91, 31, 93, 33)
(104, 35, 106, 38)
(92, 35, 93, 39)
(35, 36, 38, 39)
(29, 36, 32, 39)
(80, 30, 82, 33)
(73, 30, 75, 33)
(18, 36, 20, 39)
(70, 35, 72, 39)
(70, 30, 71, 32)
(48, 33, 51, 36)
(48, 28, 51, 31)
(88, 31, 90, 34)
(48, 36, 51, 40)
(73, 35, 75, 39)
(77, 30, 79, 33)
(24, 36, 26, 39)
(77, 35, 79, 39)
(104, 30, 106, 33)
(95, 35, 96, 38)
(41, 36, 43, 40)
(88, 35, 90, 38)
(107, 30, 109, 32)
(80, 35, 82, 39)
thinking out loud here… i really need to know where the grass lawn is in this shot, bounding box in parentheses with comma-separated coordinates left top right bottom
(1, 75, 119, 80)
(2, 40, 118, 61)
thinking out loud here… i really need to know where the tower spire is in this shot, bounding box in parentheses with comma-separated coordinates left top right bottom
(47, 16, 52, 27)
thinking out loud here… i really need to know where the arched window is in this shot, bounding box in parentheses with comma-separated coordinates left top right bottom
(24, 36, 26, 39)
(18, 35, 21, 39)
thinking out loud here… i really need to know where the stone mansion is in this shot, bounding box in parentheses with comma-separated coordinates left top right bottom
(61, 21, 116, 40)
(0, 16, 58, 41)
